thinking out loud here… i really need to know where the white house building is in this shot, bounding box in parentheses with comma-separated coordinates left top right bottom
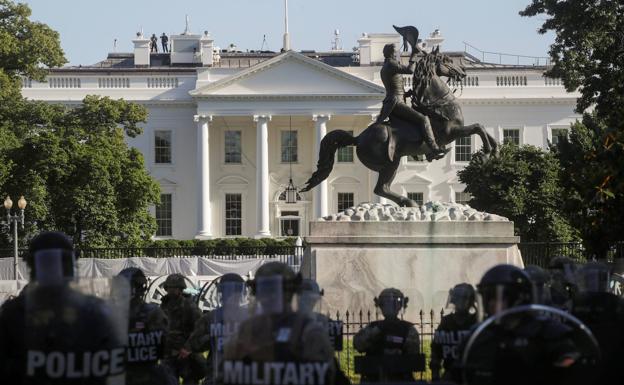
(21, 29, 580, 240)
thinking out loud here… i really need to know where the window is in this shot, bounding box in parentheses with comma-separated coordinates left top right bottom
(455, 191, 472, 205)
(280, 211, 300, 236)
(337, 131, 354, 162)
(337, 192, 354, 212)
(281, 131, 298, 163)
(551, 128, 568, 146)
(154, 131, 172, 164)
(225, 194, 242, 236)
(224, 131, 242, 164)
(278, 190, 304, 201)
(156, 194, 172, 236)
(407, 192, 424, 206)
(503, 128, 521, 145)
(455, 136, 472, 162)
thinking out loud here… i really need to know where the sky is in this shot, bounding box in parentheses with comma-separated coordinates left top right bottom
(22, 0, 555, 66)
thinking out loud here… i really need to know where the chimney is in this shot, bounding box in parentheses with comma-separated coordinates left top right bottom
(424, 29, 444, 52)
(200, 31, 214, 66)
(357, 33, 401, 66)
(133, 31, 150, 67)
(357, 33, 372, 66)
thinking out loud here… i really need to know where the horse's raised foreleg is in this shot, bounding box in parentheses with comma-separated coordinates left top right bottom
(485, 130, 499, 156)
(449, 123, 493, 154)
(373, 160, 417, 207)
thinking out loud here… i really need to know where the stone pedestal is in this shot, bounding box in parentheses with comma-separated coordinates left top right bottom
(301, 203, 523, 320)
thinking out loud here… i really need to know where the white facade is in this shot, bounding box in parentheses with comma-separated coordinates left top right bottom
(21, 32, 581, 240)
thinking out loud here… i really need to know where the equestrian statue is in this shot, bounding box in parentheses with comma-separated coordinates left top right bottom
(301, 25, 498, 208)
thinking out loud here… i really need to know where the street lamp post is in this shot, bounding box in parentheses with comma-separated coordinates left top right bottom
(3, 196, 27, 281)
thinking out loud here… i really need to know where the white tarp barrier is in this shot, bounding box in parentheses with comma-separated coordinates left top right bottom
(0, 256, 280, 304)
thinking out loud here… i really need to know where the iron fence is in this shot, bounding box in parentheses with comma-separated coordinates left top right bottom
(2, 242, 623, 268)
(332, 308, 444, 381)
(0, 246, 303, 259)
(519, 242, 624, 267)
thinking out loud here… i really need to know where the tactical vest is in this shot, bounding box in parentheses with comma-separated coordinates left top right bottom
(22, 288, 126, 385)
(366, 319, 412, 356)
(127, 303, 165, 365)
(223, 313, 332, 385)
(433, 313, 476, 366)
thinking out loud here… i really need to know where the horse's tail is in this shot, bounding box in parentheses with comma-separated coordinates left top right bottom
(300, 130, 357, 192)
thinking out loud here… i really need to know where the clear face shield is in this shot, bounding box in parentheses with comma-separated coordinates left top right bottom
(531, 280, 553, 305)
(297, 290, 324, 316)
(549, 264, 577, 306)
(222, 273, 335, 385)
(207, 281, 250, 385)
(476, 284, 516, 322)
(461, 304, 601, 385)
(376, 292, 407, 320)
(32, 248, 75, 286)
(24, 265, 130, 385)
(446, 285, 476, 314)
(253, 275, 289, 315)
(576, 265, 611, 294)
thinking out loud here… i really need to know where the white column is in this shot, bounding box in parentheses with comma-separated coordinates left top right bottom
(194, 115, 213, 239)
(254, 115, 272, 237)
(313, 115, 331, 218)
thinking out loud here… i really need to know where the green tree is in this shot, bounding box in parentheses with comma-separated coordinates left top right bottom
(521, 0, 624, 257)
(458, 144, 578, 242)
(0, 1, 160, 248)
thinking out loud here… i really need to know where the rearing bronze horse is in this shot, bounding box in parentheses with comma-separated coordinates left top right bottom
(301, 47, 498, 207)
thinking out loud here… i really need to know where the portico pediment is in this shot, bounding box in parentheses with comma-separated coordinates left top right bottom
(403, 174, 433, 185)
(190, 51, 384, 99)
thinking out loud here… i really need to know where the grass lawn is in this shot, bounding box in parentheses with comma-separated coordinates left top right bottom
(337, 338, 433, 383)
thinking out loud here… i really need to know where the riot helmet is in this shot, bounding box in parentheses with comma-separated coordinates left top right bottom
(477, 264, 532, 318)
(374, 288, 408, 320)
(217, 273, 246, 305)
(576, 261, 611, 293)
(297, 278, 325, 315)
(163, 273, 186, 298)
(248, 262, 301, 314)
(524, 265, 552, 304)
(447, 283, 476, 313)
(26, 231, 76, 285)
(118, 267, 148, 300)
(548, 256, 577, 306)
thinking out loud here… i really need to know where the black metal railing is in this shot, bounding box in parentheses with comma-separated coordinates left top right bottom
(519, 242, 624, 267)
(0, 246, 303, 259)
(2, 242, 622, 267)
(519, 242, 587, 267)
(333, 308, 443, 382)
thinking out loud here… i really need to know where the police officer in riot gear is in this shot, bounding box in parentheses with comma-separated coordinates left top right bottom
(223, 262, 336, 385)
(353, 288, 421, 383)
(187, 273, 249, 385)
(430, 283, 477, 382)
(118, 267, 176, 385)
(524, 265, 553, 305)
(548, 256, 577, 310)
(462, 264, 584, 385)
(297, 279, 350, 385)
(0, 231, 126, 384)
(161, 273, 206, 385)
(570, 262, 624, 385)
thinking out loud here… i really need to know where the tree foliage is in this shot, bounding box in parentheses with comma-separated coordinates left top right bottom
(0, 1, 160, 248)
(555, 116, 624, 258)
(458, 144, 578, 242)
(520, 0, 624, 121)
(521, 0, 624, 257)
